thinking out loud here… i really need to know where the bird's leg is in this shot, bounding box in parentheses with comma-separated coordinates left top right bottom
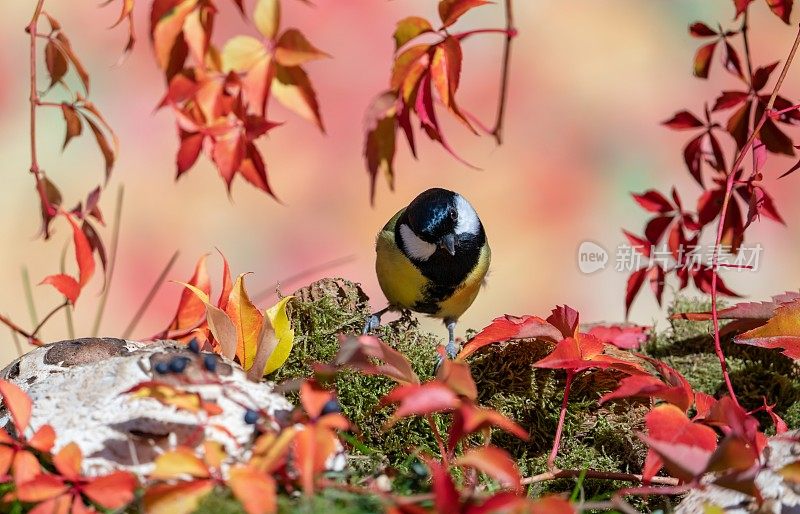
(362, 306, 390, 335)
(444, 319, 459, 359)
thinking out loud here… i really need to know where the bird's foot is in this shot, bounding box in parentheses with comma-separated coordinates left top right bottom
(362, 308, 390, 335)
(445, 340, 459, 359)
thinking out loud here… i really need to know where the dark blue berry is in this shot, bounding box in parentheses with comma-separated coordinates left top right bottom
(168, 356, 189, 373)
(244, 409, 259, 425)
(154, 362, 170, 374)
(188, 339, 200, 354)
(321, 399, 341, 415)
(203, 354, 217, 372)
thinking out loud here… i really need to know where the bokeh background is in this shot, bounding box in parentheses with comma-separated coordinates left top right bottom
(2, 1, 799, 366)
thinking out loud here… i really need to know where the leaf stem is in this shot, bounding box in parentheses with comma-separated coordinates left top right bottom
(547, 370, 574, 470)
(0, 314, 42, 346)
(491, 0, 515, 144)
(21, 267, 39, 328)
(709, 23, 800, 408)
(426, 414, 449, 467)
(30, 301, 69, 339)
(122, 250, 179, 339)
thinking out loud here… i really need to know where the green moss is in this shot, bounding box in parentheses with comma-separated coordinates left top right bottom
(266, 282, 800, 510)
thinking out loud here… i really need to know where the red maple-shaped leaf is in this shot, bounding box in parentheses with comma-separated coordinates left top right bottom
(641, 404, 718, 481)
(457, 315, 562, 359)
(533, 333, 646, 376)
(600, 356, 694, 412)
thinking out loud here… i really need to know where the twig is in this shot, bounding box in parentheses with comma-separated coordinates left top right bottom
(10, 330, 24, 358)
(122, 250, 179, 339)
(491, 0, 515, 144)
(21, 267, 39, 328)
(30, 301, 68, 339)
(59, 242, 74, 339)
(708, 22, 800, 407)
(547, 370, 574, 469)
(580, 498, 643, 514)
(522, 468, 680, 487)
(0, 313, 42, 346)
(27, 0, 56, 228)
(91, 186, 124, 336)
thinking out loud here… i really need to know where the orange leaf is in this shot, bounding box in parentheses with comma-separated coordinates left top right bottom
(735, 300, 800, 359)
(14, 474, 68, 502)
(203, 440, 226, 470)
(225, 274, 264, 370)
(458, 315, 562, 360)
(0, 380, 32, 434)
(53, 442, 83, 481)
(143, 480, 215, 514)
(0, 446, 13, 477)
(126, 382, 205, 413)
(83, 471, 137, 509)
(455, 446, 521, 492)
(169, 254, 211, 333)
(294, 424, 337, 496)
(300, 380, 334, 419)
(12, 450, 42, 486)
(274, 29, 330, 67)
(63, 212, 95, 288)
(151, 447, 210, 479)
(152, 0, 199, 70)
(60, 104, 83, 149)
(228, 465, 277, 514)
(530, 496, 576, 514)
(642, 404, 718, 480)
(272, 64, 324, 132)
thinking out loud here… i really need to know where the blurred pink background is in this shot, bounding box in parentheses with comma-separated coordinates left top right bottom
(2, 1, 800, 366)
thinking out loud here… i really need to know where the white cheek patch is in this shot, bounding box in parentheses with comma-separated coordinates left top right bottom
(399, 223, 437, 261)
(454, 194, 481, 235)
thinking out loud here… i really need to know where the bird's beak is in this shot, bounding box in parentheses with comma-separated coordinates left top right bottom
(439, 234, 456, 256)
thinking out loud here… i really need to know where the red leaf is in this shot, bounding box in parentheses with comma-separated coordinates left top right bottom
(692, 267, 741, 298)
(727, 101, 752, 149)
(752, 62, 780, 91)
(458, 315, 562, 359)
(734, 300, 800, 359)
(722, 41, 744, 79)
(766, 0, 792, 23)
(662, 110, 703, 129)
(300, 380, 334, 419)
(435, 359, 477, 400)
(176, 131, 204, 177)
(648, 266, 665, 307)
(625, 268, 647, 318)
(622, 230, 651, 258)
(642, 404, 718, 480)
(364, 91, 398, 202)
(683, 133, 705, 185)
(166, 254, 211, 337)
(425, 458, 460, 511)
(712, 91, 749, 111)
(693, 41, 717, 78)
(272, 64, 324, 132)
(382, 382, 460, 426)
(632, 190, 673, 213)
(335, 335, 420, 384)
(546, 305, 580, 339)
(40, 274, 80, 304)
(533, 334, 645, 375)
(644, 215, 674, 244)
(438, 0, 491, 28)
(734, 0, 755, 17)
(587, 324, 649, 350)
(689, 22, 718, 37)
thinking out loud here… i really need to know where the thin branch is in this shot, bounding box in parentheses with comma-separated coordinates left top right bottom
(0, 314, 42, 346)
(30, 301, 69, 338)
(708, 23, 800, 407)
(547, 370, 574, 469)
(92, 186, 124, 336)
(426, 414, 449, 467)
(122, 250, 179, 339)
(522, 468, 680, 487)
(27, 0, 56, 227)
(491, 0, 515, 145)
(59, 242, 74, 339)
(252, 254, 355, 303)
(9, 331, 24, 358)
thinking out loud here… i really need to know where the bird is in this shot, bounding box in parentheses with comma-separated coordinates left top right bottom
(364, 187, 491, 359)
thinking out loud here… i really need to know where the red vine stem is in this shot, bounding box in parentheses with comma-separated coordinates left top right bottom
(491, 0, 515, 144)
(26, 0, 56, 224)
(709, 22, 800, 407)
(521, 468, 679, 487)
(547, 370, 574, 469)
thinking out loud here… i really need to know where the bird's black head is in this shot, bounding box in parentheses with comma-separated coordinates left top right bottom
(397, 188, 484, 262)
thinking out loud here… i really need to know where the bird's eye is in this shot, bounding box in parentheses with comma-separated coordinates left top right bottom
(450, 210, 458, 221)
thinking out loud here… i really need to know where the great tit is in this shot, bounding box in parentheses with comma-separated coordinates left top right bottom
(365, 188, 491, 358)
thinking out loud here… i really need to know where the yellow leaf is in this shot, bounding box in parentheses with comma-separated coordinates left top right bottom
(263, 296, 294, 374)
(703, 503, 725, 514)
(129, 383, 203, 413)
(271, 64, 323, 131)
(779, 461, 800, 483)
(253, 0, 280, 40)
(226, 274, 264, 370)
(151, 447, 210, 479)
(221, 35, 268, 73)
(153, 0, 199, 70)
(203, 440, 226, 470)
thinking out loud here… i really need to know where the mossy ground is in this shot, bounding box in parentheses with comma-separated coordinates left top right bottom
(197, 280, 800, 513)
